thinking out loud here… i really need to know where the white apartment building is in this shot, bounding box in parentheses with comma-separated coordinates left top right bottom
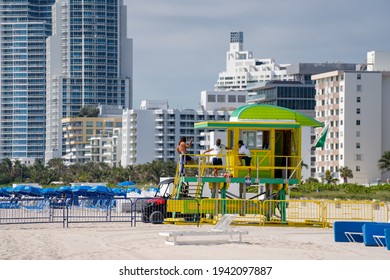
(121, 100, 231, 166)
(312, 51, 390, 184)
(215, 31, 293, 91)
(86, 128, 122, 167)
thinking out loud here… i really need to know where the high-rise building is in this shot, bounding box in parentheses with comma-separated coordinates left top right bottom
(45, 0, 132, 163)
(215, 31, 294, 91)
(0, 0, 55, 161)
(312, 51, 390, 184)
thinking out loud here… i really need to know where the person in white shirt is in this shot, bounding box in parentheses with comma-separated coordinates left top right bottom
(203, 139, 231, 176)
(238, 140, 251, 177)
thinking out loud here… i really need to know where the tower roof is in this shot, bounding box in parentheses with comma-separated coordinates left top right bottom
(195, 104, 323, 130)
(229, 104, 323, 127)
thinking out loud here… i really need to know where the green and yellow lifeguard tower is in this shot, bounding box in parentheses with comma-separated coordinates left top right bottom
(171, 104, 323, 202)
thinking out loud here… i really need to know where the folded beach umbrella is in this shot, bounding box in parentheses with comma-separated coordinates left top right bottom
(12, 185, 42, 197)
(118, 181, 136, 187)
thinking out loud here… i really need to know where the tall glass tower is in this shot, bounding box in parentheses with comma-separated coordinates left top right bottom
(0, 0, 55, 161)
(45, 0, 133, 162)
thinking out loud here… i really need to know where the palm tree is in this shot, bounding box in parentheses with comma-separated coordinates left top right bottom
(378, 151, 390, 172)
(28, 159, 46, 183)
(11, 160, 24, 183)
(47, 158, 66, 180)
(0, 158, 13, 184)
(323, 169, 338, 184)
(339, 166, 353, 183)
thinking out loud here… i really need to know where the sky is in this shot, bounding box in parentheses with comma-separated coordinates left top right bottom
(124, 0, 390, 110)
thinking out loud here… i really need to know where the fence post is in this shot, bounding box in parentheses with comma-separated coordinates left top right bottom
(62, 205, 68, 228)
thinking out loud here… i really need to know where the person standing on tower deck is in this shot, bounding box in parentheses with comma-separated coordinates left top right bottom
(176, 136, 194, 175)
(238, 140, 252, 177)
(203, 138, 231, 176)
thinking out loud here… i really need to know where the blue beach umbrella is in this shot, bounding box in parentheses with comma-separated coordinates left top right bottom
(112, 188, 127, 197)
(126, 187, 141, 194)
(12, 185, 42, 197)
(71, 185, 92, 196)
(88, 186, 114, 197)
(0, 188, 8, 197)
(57, 186, 73, 194)
(41, 188, 58, 197)
(56, 186, 73, 198)
(3, 187, 14, 195)
(147, 187, 159, 193)
(118, 181, 136, 187)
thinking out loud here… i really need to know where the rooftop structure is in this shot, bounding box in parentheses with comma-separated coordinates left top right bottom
(214, 31, 293, 91)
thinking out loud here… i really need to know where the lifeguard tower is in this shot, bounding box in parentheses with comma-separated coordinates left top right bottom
(168, 104, 323, 222)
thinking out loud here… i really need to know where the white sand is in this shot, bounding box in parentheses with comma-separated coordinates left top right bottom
(0, 222, 389, 260)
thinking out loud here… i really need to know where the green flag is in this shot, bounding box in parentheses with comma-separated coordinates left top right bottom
(314, 125, 328, 148)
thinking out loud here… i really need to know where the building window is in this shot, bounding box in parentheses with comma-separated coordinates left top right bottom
(355, 154, 362, 161)
(217, 95, 225, 102)
(356, 120, 360, 125)
(228, 95, 236, 102)
(356, 108, 360, 114)
(357, 96, 361, 102)
(356, 166, 360, 172)
(237, 95, 246, 102)
(356, 143, 360, 149)
(207, 95, 216, 102)
(356, 131, 360, 137)
(357, 85, 362, 91)
(357, 73, 361, 80)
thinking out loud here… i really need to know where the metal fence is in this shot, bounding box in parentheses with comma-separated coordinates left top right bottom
(0, 197, 134, 227)
(1, 197, 389, 228)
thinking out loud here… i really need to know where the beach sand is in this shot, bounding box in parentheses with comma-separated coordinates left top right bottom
(0, 222, 389, 260)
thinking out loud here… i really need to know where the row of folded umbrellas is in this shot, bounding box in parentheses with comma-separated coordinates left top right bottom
(0, 181, 159, 198)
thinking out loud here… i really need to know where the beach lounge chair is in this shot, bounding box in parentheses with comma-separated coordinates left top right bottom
(385, 229, 390, 251)
(159, 214, 248, 245)
(362, 222, 390, 246)
(333, 221, 367, 242)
